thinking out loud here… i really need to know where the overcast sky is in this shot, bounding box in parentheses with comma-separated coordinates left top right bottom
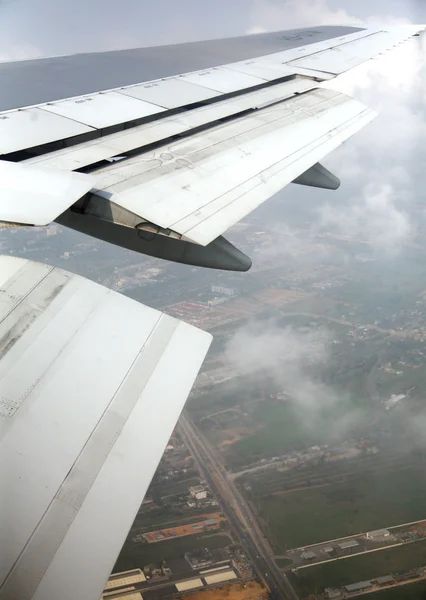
(0, 0, 425, 60)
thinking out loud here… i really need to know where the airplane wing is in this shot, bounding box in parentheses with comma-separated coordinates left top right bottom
(0, 255, 211, 600)
(0, 24, 424, 600)
(0, 25, 424, 269)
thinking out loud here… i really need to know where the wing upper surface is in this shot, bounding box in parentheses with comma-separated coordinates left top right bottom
(0, 26, 423, 158)
(0, 256, 211, 600)
(0, 24, 423, 255)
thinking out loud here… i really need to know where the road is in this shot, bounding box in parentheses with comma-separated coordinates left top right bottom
(178, 414, 299, 600)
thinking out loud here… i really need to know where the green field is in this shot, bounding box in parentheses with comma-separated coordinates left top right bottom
(290, 540, 426, 597)
(159, 477, 201, 496)
(114, 533, 231, 572)
(359, 581, 426, 600)
(256, 464, 426, 549)
(224, 398, 373, 469)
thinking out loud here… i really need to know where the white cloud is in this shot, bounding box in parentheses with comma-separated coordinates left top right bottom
(224, 319, 364, 438)
(247, 0, 413, 34)
(224, 320, 332, 409)
(0, 43, 42, 62)
(246, 25, 268, 35)
(318, 184, 412, 253)
(312, 34, 426, 256)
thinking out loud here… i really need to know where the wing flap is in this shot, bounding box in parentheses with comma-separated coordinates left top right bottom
(90, 88, 376, 245)
(0, 160, 97, 226)
(0, 256, 211, 600)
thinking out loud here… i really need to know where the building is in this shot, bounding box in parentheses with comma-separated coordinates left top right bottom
(301, 550, 316, 560)
(211, 286, 237, 296)
(185, 548, 214, 570)
(322, 546, 335, 555)
(189, 485, 207, 500)
(374, 575, 394, 586)
(175, 578, 204, 592)
(102, 569, 146, 599)
(200, 565, 232, 576)
(338, 540, 359, 552)
(344, 581, 372, 593)
(205, 518, 217, 526)
(324, 589, 342, 599)
(366, 528, 391, 540)
(204, 570, 238, 585)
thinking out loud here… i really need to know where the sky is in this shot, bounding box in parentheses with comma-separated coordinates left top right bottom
(0, 0, 425, 60)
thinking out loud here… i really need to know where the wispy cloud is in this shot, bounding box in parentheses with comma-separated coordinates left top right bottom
(224, 319, 363, 439)
(317, 184, 412, 253)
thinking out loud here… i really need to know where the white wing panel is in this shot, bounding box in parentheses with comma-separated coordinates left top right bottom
(1, 25, 423, 158)
(181, 105, 375, 245)
(25, 79, 316, 171)
(180, 67, 265, 92)
(91, 88, 375, 245)
(0, 108, 94, 154)
(224, 60, 303, 81)
(263, 28, 383, 64)
(0, 160, 97, 226)
(286, 27, 423, 74)
(0, 256, 211, 600)
(41, 91, 165, 128)
(120, 77, 221, 108)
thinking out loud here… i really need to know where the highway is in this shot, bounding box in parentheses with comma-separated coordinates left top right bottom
(178, 414, 299, 600)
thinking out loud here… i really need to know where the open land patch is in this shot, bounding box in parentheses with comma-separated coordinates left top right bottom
(290, 539, 426, 597)
(115, 533, 230, 572)
(254, 461, 426, 549)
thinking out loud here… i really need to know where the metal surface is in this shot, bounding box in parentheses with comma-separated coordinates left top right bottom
(2, 25, 422, 159)
(0, 160, 97, 225)
(293, 162, 340, 190)
(25, 78, 316, 171)
(0, 108, 94, 155)
(90, 88, 376, 245)
(120, 77, 221, 108)
(0, 256, 211, 600)
(56, 210, 252, 271)
(223, 60, 300, 81)
(0, 27, 358, 111)
(181, 66, 265, 92)
(271, 27, 384, 64)
(287, 26, 424, 74)
(42, 91, 165, 128)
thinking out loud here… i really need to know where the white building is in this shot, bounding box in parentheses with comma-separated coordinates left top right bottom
(189, 485, 207, 500)
(366, 528, 391, 540)
(211, 286, 237, 296)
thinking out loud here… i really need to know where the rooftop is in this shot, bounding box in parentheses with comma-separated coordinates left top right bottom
(344, 581, 372, 592)
(301, 551, 316, 560)
(367, 528, 391, 537)
(338, 540, 359, 549)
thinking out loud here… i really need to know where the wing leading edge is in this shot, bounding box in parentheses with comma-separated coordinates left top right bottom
(0, 256, 211, 600)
